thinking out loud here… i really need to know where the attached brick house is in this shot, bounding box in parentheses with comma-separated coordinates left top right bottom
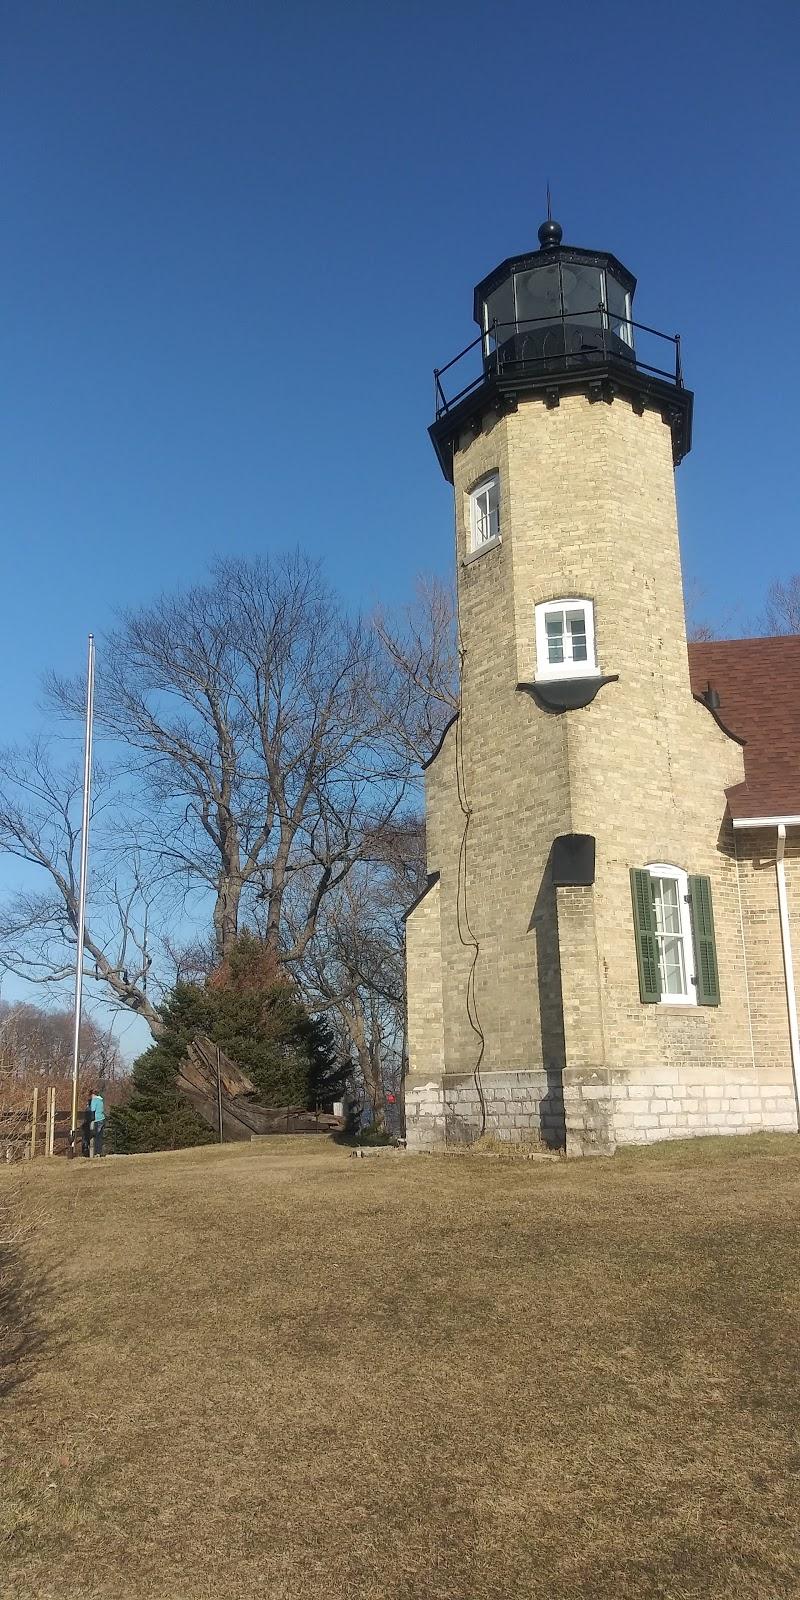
(404, 218, 800, 1153)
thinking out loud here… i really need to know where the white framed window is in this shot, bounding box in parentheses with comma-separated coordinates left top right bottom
(646, 864, 694, 1005)
(535, 598, 597, 680)
(469, 473, 500, 552)
(631, 865, 719, 1007)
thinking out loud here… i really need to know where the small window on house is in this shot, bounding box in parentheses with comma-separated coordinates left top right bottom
(629, 866, 720, 1007)
(535, 599, 597, 679)
(469, 474, 500, 551)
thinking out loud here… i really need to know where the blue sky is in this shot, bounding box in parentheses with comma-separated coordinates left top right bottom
(1, 0, 799, 1044)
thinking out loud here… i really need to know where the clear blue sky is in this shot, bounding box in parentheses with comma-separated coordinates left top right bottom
(2, 0, 799, 723)
(1, 0, 799, 1042)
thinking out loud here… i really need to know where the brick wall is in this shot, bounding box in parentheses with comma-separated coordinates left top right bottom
(734, 828, 800, 1074)
(405, 878, 445, 1086)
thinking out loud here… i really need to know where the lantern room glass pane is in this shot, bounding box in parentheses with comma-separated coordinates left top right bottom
(607, 272, 633, 346)
(514, 264, 560, 328)
(483, 276, 515, 351)
(560, 263, 603, 329)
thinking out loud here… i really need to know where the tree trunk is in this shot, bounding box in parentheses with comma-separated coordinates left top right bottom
(367, 1038, 386, 1132)
(212, 877, 242, 964)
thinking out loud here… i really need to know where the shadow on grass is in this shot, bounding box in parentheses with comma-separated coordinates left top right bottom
(0, 1177, 64, 1400)
(330, 1127, 398, 1149)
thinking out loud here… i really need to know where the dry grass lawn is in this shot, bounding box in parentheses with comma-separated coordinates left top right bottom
(2, 1133, 800, 1599)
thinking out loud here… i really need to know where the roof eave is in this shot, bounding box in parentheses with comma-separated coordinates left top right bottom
(731, 814, 800, 829)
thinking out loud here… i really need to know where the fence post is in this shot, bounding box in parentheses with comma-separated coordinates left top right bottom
(216, 1044, 224, 1144)
(46, 1087, 55, 1158)
(30, 1086, 39, 1160)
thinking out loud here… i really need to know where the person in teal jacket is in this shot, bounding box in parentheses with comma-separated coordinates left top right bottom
(89, 1089, 106, 1157)
(80, 1095, 94, 1158)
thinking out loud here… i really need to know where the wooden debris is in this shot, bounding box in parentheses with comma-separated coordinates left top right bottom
(175, 1034, 342, 1141)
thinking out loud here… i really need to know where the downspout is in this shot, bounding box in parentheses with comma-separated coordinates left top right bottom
(775, 823, 800, 1127)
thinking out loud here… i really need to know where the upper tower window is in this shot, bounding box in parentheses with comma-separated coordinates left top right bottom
(469, 474, 500, 551)
(535, 599, 597, 680)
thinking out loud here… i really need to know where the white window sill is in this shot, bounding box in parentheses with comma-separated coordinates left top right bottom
(463, 535, 502, 565)
(534, 665, 601, 683)
(656, 997, 699, 1009)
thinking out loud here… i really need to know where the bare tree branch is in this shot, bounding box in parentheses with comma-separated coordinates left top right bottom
(761, 575, 800, 636)
(0, 741, 165, 1035)
(373, 574, 459, 767)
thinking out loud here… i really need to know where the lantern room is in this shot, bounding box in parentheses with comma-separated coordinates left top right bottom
(429, 215, 692, 482)
(474, 219, 636, 374)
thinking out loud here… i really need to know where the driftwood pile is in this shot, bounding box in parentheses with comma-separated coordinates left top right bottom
(176, 1034, 341, 1141)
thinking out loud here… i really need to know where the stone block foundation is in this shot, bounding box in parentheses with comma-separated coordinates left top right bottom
(405, 1065, 798, 1155)
(405, 1069, 565, 1153)
(563, 1067, 798, 1156)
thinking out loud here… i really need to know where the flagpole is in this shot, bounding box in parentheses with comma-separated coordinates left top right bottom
(70, 634, 96, 1149)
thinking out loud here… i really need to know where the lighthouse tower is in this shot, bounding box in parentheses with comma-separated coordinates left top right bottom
(404, 217, 756, 1154)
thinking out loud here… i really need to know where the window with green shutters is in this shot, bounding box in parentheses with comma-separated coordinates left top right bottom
(630, 866, 720, 1008)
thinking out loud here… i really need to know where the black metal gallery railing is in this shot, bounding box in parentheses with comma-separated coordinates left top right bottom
(434, 308, 683, 419)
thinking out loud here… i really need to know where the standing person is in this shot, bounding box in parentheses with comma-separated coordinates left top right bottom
(90, 1088, 106, 1157)
(80, 1095, 94, 1159)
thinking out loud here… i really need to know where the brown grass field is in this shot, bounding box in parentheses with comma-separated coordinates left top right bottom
(2, 1133, 800, 1600)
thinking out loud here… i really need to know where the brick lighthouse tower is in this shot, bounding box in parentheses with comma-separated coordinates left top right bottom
(403, 215, 768, 1155)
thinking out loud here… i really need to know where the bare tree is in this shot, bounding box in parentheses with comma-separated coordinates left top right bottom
(683, 577, 719, 642)
(0, 739, 164, 1034)
(1, 559, 446, 1053)
(374, 575, 459, 766)
(683, 577, 758, 643)
(685, 574, 800, 642)
(686, 618, 719, 643)
(295, 815, 426, 1129)
(0, 1000, 123, 1084)
(161, 934, 217, 987)
(762, 575, 800, 636)
(48, 553, 411, 977)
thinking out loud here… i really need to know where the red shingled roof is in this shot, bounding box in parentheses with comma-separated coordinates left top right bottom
(688, 637, 800, 820)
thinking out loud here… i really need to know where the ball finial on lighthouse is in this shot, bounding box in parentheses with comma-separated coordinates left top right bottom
(538, 217, 563, 248)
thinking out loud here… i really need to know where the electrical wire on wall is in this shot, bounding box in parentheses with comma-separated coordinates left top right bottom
(452, 509, 487, 1137)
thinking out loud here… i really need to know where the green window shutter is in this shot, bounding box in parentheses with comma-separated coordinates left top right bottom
(630, 868, 661, 1003)
(688, 874, 720, 1006)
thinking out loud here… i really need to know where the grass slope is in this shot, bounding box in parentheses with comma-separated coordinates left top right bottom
(2, 1135, 800, 1599)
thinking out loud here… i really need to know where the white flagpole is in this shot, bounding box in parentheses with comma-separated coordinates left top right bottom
(70, 634, 96, 1148)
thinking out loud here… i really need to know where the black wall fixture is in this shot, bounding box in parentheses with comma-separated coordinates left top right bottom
(551, 833, 596, 887)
